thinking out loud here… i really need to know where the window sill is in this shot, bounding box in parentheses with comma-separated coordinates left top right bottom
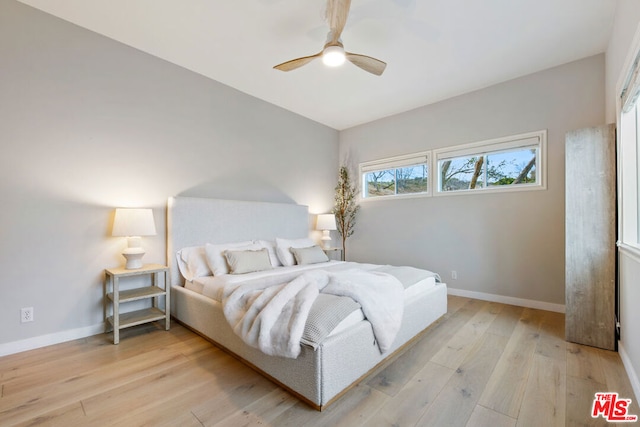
(618, 241, 640, 263)
(360, 192, 431, 203)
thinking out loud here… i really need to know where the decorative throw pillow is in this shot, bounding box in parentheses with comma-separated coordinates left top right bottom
(275, 237, 315, 266)
(224, 248, 273, 275)
(290, 245, 329, 265)
(205, 241, 260, 275)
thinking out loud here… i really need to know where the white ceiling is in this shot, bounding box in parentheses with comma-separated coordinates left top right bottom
(18, 0, 616, 130)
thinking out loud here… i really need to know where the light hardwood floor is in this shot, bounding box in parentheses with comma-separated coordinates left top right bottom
(0, 295, 637, 426)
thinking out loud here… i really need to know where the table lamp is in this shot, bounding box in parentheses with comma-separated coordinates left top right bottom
(112, 208, 156, 269)
(316, 214, 337, 249)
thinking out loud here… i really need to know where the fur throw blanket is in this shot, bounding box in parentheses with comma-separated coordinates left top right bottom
(222, 269, 404, 358)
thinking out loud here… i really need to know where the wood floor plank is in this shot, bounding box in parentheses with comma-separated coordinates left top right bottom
(566, 342, 607, 384)
(445, 295, 471, 316)
(566, 375, 607, 427)
(12, 401, 87, 427)
(516, 353, 566, 427)
(416, 332, 509, 427)
(270, 383, 390, 427)
(477, 308, 544, 418)
(466, 405, 517, 427)
(322, 385, 390, 427)
(81, 348, 228, 419)
(535, 311, 566, 362)
(189, 376, 277, 426)
(1, 300, 638, 426)
(366, 361, 454, 427)
(597, 348, 640, 421)
(105, 354, 261, 427)
(367, 297, 485, 396)
(2, 322, 197, 396)
(485, 304, 524, 338)
(211, 387, 299, 427)
(264, 401, 326, 427)
(431, 301, 501, 369)
(123, 411, 204, 427)
(0, 347, 189, 425)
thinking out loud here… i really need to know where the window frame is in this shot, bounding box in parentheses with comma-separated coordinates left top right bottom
(433, 130, 547, 197)
(360, 151, 431, 201)
(617, 29, 640, 255)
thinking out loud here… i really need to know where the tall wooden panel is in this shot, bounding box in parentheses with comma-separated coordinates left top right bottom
(565, 124, 616, 350)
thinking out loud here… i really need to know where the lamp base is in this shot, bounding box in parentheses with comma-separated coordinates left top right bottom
(321, 230, 331, 249)
(122, 244, 145, 270)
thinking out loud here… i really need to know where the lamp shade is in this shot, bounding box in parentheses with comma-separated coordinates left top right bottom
(316, 214, 337, 231)
(112, 208, 156, 237)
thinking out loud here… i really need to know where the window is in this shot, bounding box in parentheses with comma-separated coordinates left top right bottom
(434, 130, 546, 195)
(361, 152, 429, 199)
(619, 50, 640, 248)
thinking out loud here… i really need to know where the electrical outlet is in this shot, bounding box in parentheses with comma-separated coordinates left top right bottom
(21, 307, 34, 323)
(451, 270, 457, 280)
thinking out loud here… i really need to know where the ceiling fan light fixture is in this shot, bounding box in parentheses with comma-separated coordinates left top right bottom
(322, 45, 346, 67)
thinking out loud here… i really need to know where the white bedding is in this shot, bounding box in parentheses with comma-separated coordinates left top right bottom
(187, 261, 437, 301)
(184, 261, 437, 343)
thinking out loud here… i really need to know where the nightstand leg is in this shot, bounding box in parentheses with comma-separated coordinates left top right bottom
(103, 274, 108, 333)
(164, 271, 170, 330)
(113, 276, 119, 345)
(152, 272, 158, 309)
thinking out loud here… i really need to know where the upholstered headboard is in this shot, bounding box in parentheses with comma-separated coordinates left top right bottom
(167, 197, 309, 286)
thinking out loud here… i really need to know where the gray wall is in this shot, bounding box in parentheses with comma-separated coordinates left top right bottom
(0, 1, 338, 347)
(605, 0, 640, 399)
(339, 54, 606, 306)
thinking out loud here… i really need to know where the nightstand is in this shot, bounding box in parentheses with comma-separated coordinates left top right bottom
(104, 264, 170, 344)
(323, 247, 344, 261)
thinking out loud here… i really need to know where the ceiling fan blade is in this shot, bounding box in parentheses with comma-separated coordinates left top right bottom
(273, 52, 322, 72)
(345, 52, 387, 76)
(327, 0, 351, 44)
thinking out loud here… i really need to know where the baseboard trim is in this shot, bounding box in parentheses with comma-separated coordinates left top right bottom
(0, 289, 567, 357)
(447, 287, 565, 313)
(0, 323, 105, 357)
(618, 341, 640, 402)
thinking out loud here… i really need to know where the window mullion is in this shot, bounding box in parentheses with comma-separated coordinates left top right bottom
(483, 154, 488, 188)
(394, 168, 399, 195)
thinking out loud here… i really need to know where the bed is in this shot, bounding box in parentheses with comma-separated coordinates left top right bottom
(167, 196, 447, 410)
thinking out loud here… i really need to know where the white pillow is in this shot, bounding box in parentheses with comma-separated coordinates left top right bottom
(256, 240, 282, 267)
(176, 246, 211, 281)
(224, 248, 273, 275)
(275, 237, 315, 266)
(205, 241, 260, 276)
(290, 245, 329, 265)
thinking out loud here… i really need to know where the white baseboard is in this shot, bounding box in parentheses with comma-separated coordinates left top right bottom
(618, 341, 640, 402)
(0, 323, 105, 357)
(0, 289, 566, 357)
(447, 287, 565, 313)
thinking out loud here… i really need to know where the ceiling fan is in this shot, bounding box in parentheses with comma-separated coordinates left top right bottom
(273, 0, 387, 76)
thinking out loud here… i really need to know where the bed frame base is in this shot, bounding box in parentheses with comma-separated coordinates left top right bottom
(171, 282, 447, 409)
(173, 309, 444, 411)
(173, 317, 324, 410)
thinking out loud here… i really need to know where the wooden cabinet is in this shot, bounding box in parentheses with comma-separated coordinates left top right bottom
(565, 124, 616, 350)
(104, 264, 170, 344)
